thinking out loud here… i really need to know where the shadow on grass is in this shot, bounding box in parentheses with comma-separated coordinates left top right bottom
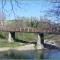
(14, 38, 37, 45)
(15, 38, 29, 43)
(14, 38, 60, 49)
(0, 35, 6, 39)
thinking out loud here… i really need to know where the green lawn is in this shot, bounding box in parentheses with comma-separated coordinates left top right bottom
(0, 42, 26, 48)
(0, 32, 37, 47)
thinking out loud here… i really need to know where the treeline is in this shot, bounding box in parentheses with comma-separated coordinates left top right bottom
(6, 16, 53, 28)
(5, 16, 60, 32)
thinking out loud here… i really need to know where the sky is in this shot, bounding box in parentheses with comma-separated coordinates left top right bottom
(0, 1, 54, 21)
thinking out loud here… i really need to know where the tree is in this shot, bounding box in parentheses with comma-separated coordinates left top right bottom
(45, 2, 60, 32)
(30, 17, 39, 28)
(0, 11, 6, 20)
(0, 0, 26, 19)
(46, 2, 60, 23)
(37, 16, 55, 32)
(0, 11, 6, 29)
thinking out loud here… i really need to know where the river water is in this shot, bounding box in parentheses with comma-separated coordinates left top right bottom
(0, 49, 60, 60)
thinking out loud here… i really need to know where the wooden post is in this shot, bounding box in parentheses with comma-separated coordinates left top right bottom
(28, 28, 29, 32)
(20, 28, 21, 31)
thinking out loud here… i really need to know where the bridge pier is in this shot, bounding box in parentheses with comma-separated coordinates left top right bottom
(37, 33, 44, 49)
(8, 32, 15, 42)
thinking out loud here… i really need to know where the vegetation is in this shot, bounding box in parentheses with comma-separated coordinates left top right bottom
(46, 2, 60, 22)
(15, 33, 37, 42)
(0, 32, 37, 47)
(0, 16, 60, 47)
(0, 32, 37, 42)
(0, 42, 25, 48)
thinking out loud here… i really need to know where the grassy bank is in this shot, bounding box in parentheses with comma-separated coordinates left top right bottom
(0, 32, 37, 42)
(0, 32, 60, 48)
(0, 42, 25, 48)
(0, 32, 37, 47)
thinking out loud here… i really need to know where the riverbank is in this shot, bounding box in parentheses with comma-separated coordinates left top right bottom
(0, 44, 35, 51)
(0, 43, 60, 52)
(0, 34, 60, 51)
(44, 34, 60, 48)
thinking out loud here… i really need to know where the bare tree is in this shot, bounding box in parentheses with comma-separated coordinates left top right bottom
(0, 0, 27, 19)
(46, 2, 60, 22)
(0, 11, 6, 29)
(0, 11, 6, 20)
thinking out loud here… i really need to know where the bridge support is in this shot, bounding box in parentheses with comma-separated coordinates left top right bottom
(8, 32, 15, 42)
(37, 33, 44, 49)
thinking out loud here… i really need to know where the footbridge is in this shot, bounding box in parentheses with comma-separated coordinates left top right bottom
(0, 27, 60, 49)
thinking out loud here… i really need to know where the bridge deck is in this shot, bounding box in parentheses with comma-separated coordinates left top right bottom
(0, 27, 59, 34)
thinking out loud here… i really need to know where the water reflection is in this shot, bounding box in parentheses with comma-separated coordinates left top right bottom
(36, 49, 44, 59)
(0, 49, 60, 59)
(44, 49, 60, 59)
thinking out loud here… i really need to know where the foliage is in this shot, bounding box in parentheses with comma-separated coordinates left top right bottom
(0, 32, 8, 39)
(6, 16, 52, 29)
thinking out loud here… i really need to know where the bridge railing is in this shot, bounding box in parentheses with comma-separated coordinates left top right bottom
(0, 27, 60, 33)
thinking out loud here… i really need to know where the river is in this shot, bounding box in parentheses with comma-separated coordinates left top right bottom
(0, 49, 60, 60)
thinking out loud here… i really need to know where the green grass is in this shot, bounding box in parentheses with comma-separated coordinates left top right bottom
(0, 42, 25, 48)
(0, 32, 37, 47)
(0, 32, 37, 42)
(15, 33, 37, 42)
